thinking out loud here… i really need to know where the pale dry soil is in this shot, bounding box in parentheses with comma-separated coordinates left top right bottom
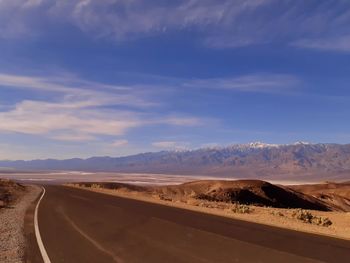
(0, 185, 41, 263)
(69, 185, 350, 241)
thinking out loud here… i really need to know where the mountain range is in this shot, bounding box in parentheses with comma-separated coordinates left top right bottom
(1, 142, 350, 181)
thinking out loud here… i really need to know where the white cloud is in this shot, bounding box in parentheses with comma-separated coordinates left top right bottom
(184, 74, 300, 93)
(1, 1, 350, 52)
(152, 141, 190, 150)
(111, 139, 128, 147)
(0, 73, 154, 108)
(0, 99, 141, 138)
(162, 116, 202, 126)
(50, 133, 97, 142)
(152, 141, 177, 148)
(0, 72, 204, 142)
(201, 142, 220, 148)
(292, 36, 350, 52)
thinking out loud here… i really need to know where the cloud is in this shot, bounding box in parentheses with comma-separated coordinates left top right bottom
(201, 142, 220, 148)
(0, 0, 266, 39)
(0, 72, 204, 142)
(0, 73, 154, 108)
(50, 133, 97, 142)
(0, 99, 141, 138)
(1, 1, 350, 52)
(184, 74, 300, 93)
(152, 141, 190, 150)
(162, 116, 202, 126)
(292, 36, 350, 52)
(111, 139, 128, 147)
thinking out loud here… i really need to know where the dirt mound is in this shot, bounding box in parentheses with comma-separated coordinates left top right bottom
(153, 180, 331, 211)
(72, 180, 341, 211)
(0, 179, 25, 208)
(291, 182, 350, 212)
(74, 180, 334, 211)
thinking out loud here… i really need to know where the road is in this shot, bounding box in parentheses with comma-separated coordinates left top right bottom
(25, 185, 350, 263)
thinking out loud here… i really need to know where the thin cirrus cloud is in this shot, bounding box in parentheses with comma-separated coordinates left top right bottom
(0, 72, 202, 142)
(292, 36, 350, 53)
(1, 1, 350, 52)
(0, 73, 155, 108)
(152, 141, 190, 150)
(111, 139, 128, 147)
(183, 74, 300, 94)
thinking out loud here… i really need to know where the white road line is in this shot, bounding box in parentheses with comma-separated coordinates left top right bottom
(34, 187, 52, 263)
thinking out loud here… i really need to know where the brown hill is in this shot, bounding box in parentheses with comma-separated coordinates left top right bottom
(153, 180, 331, 211)
(291, 181, 350, 212)
(75, 180, 335, 211)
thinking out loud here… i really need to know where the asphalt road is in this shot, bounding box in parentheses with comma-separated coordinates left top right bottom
(26, 185, 350, 263)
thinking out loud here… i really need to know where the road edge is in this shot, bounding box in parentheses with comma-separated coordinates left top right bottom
(34, 187, 51, 263)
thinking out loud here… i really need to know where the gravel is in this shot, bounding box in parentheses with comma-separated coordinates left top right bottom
(0, 185, 41, 263)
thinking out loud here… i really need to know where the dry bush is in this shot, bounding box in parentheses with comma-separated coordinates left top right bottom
(270, 211, 284, 217)
(292, 209, 332, 227)
(158, 194, 172, 201)
(231, 203, 253, 214)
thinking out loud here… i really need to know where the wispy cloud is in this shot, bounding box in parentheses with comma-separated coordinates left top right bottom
(1, 1, 350, 52)
(184, 74, 300, 93)
(292, 36, 350, 53)
(0, 73, 154, 108)
(111, 139, 128, 147)
(0, 99, 141, 139)
(0, 72, 204, 142)
(152, 141, 190, 150)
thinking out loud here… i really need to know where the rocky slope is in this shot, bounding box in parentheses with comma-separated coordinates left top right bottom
(0, 179, 25, 208)
(73, 179, 350, 211)
(291, 181, 350, 212)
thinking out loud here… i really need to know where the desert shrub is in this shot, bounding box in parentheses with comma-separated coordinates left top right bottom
(270, 211, 284, 217)
(231, 203, 253, 214)
(292, 209, 332, 227)
(186, 199, 200, 206)
(292, 209, 314, 223)
(312, 216, 332, 227)
(158, 194, 172, 201)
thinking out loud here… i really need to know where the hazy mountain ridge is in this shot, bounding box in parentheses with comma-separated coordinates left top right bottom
(1, 142, 350, 180)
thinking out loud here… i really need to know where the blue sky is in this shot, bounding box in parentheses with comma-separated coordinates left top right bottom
(0, 0, 350, 159)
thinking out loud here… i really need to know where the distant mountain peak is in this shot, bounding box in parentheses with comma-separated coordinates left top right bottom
(293, 141, 312, 145)
(1, 142, 349, 181)
(247, 141, 279, 148)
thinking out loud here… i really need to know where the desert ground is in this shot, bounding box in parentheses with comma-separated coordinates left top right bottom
(67, 179, 350, 240)
(1, 176, 350, 262)
(0, 179, 40, 263)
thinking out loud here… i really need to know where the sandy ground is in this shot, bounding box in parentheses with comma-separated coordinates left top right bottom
(69, 185, 350, 241)
(0, 185, 41, 263)
(0, 171, 320, 185)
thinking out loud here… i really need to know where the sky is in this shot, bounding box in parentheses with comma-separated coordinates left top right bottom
(0, 0, 350, 160)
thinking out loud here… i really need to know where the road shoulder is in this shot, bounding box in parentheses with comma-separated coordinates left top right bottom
(0, 185, 41, 263)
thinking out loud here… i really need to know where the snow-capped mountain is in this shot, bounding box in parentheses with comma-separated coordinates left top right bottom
(1, 142, 349, 181)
